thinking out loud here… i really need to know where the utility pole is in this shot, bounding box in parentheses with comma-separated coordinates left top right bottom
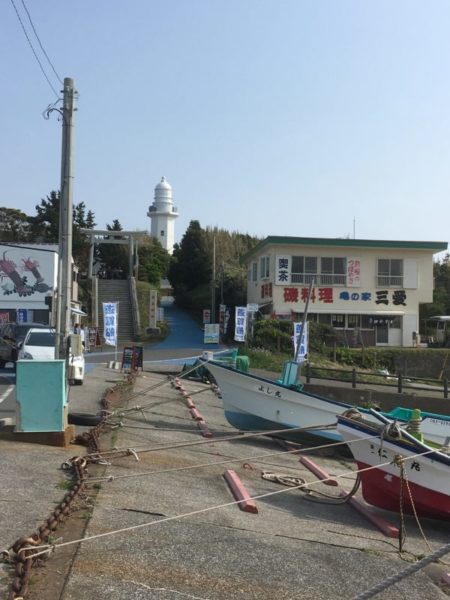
(211, 236, 216, 324)
(55, 77, 77, 359)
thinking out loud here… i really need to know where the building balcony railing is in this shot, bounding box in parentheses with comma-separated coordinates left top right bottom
(376, 276, 403, 287)
(291, 273, 346, 285)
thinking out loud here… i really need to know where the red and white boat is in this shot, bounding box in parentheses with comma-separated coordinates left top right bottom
(336, 410, 450, 521)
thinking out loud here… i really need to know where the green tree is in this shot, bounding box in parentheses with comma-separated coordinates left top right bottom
(29, 190, 60, 242)
(0, 207, 31, 242)
(28, 191, 96, 275)
(168, 220, 211, 296)
(97, 220, 128, 276)
(137, 236, 170, 286)
(419, 254, 450, 332)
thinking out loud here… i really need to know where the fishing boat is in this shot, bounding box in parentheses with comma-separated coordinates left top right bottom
(203, 359, 450, 447)
(336, 410, 450, 520)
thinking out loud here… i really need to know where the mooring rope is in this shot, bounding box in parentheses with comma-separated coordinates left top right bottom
(352, 540, 450, 599)
(23, 447, 438, 561)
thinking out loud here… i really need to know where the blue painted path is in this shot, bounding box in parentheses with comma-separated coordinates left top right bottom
(151, 304, 220, 350)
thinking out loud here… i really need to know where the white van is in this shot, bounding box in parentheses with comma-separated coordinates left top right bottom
(18, 328, 85, 384)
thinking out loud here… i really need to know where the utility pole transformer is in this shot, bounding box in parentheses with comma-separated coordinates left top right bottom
(56, 77, 77, 358)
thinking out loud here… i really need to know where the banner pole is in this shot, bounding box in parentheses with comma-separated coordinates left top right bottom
(115, 301, 119, 362)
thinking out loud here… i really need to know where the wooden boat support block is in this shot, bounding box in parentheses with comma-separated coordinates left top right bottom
(441, 573, 450, 585)
(223, 469, 258, 514)
(189, 407, 203, 421)
(197, 420, 213, 438)
(340, 492, 399, 538)
(299, 456, 338, 486)
(186, 398, 196, 409)
(0, 426, 75, 448)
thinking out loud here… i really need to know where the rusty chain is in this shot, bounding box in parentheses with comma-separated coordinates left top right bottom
(5, 377, 135, 600)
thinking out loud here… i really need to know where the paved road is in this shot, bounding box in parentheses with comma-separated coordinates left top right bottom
(85, 303, 226, 365)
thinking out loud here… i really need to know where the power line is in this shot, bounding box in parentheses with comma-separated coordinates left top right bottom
(9, 0, 60, 98)
(20, 0, 63, 85)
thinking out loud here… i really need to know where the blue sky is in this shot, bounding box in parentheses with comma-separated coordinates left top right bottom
(2, 1, 450, 251)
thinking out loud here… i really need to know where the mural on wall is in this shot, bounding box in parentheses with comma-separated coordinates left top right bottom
(0, 248, 54, 297)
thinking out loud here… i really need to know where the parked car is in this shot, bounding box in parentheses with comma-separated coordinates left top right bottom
(0, 322, 49, 365)
(18, 328, 85, 385)
(19, 328, 56, 360)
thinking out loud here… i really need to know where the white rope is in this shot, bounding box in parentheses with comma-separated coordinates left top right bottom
(85, 423, 340, 459)
(86, 431, 381, 484)
(24, 447, 437, 560)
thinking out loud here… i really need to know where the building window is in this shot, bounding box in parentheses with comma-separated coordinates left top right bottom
(347, 314, 360, 329)
(377, 259, 403, 287)
(320, 257, 346, 285)
(318, 314, 331, 325)
(291, 256, 317, 284)
(160, 230, 165, 236)
(331, 314, 345, 328)
(251, 262, 258, 282)
(361, 315, 374, 329)
(260, 256, 270, 279)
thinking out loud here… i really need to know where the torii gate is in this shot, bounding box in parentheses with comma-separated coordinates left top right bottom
(81, 229, 147, 279)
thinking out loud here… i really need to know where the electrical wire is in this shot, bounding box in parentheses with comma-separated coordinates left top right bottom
(9, 0, 60, 98)
(20, 0, 63, 85)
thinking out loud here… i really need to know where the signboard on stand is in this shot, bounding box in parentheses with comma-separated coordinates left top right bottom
(204, 323, 220, 344)
(203, 309, 211, 325)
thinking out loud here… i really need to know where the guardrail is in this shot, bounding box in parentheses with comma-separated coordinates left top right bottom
(304, 363, 449, 399)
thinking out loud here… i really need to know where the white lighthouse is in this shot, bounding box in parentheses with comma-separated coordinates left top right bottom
(147, 176, 178, 254)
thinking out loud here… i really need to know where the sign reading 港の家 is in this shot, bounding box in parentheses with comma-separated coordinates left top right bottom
(234, 306, 247, 342)
(102, 302, 118, 346)
(347, 258, 361, 287)
(276, 256, 291, 285)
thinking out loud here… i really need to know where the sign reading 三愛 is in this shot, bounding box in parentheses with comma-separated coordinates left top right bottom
(102, 302, 118, 346)
(204, 323, 220, 344)
(293, 321, 308, 363)
(234, 306, 247, 342)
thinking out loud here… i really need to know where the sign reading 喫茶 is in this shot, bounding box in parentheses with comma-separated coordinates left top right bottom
(103, 302, 118, 346)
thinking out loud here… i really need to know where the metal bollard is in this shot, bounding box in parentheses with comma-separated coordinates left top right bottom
(397, 372, 403, 394)
(352, 368, 356, 389)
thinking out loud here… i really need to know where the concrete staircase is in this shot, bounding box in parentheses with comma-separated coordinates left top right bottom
(97, 279, 135, 342)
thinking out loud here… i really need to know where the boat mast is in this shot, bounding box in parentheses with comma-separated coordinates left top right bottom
(294, 278, 315, 383)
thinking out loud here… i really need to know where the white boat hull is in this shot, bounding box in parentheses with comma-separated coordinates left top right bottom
(204, 361, 450, 446)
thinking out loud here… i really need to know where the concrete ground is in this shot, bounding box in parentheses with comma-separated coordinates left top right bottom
(2, 301, 450, 600)
(3, 363, 446, 600)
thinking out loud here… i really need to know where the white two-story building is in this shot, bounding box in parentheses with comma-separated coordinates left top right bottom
(244, 236, 448, 347)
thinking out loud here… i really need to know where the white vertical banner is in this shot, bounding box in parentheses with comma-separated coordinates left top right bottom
(234, 306, 247, 342)
(103, 302, 118, 347)
(293, 321, 308, 364)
